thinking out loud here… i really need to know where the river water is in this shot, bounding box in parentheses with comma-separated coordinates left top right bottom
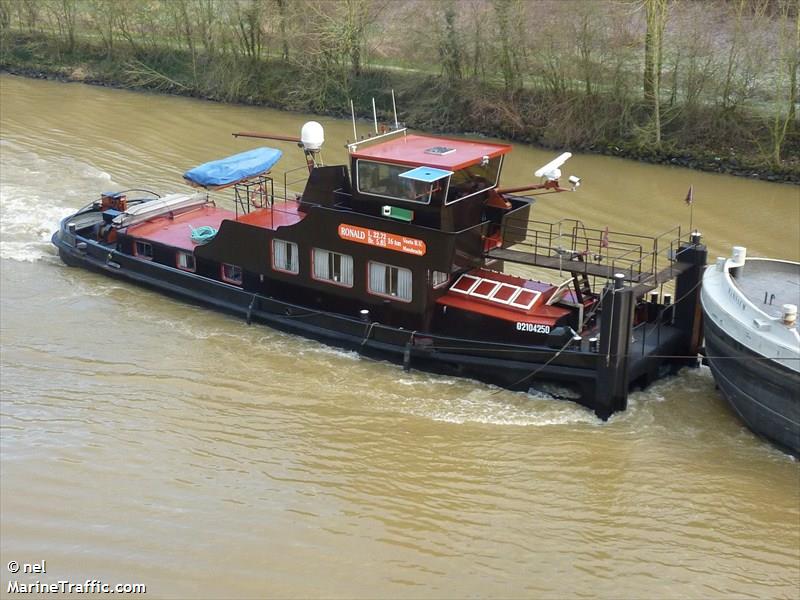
(1, 74, 798, 599)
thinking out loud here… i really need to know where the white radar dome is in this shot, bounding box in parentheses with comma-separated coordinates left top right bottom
(301, 121, 324, 151)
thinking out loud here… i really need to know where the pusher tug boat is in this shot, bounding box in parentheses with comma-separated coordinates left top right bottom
(53, 114, 707, 419)
(701, 247, 800, 455)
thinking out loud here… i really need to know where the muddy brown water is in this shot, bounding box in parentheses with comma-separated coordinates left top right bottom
(1, 74, 798, 599)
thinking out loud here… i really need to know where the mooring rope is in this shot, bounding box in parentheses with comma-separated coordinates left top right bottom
(490, 334, 577, 395)
(360, 321, 378, 348)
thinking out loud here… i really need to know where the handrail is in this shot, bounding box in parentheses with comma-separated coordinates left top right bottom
(492, 214, 691, 284)
(282, 165, 310, 202)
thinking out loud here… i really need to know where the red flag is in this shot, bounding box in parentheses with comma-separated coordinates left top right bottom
(685, 185, 694, 206)
(600, 226, 609, 249)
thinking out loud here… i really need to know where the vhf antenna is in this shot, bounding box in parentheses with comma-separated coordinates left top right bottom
(347, 90, 405, 152)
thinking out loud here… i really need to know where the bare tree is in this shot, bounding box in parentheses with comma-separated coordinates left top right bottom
(15, 0, 41, 34)
(89, 0, 117, 59)
(786, 0, 798, 130)
(643, 0, 668, 146)
(229, 0, 266, 62)
(492, 0, 522, 93)
(768, 0, 799, 165)
(438, 1, 463, 86)
(276, 0, 289, 60)
(45, 0, 78, 53)
(0, 1, 11, 34)
(468, 0, 488, 80)
(196, 0, 220, 58)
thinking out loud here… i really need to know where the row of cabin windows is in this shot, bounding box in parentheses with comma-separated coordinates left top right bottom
(136, 241, 237, 283)
(134, 239, 448, 301)
(274, 239, 445, 302)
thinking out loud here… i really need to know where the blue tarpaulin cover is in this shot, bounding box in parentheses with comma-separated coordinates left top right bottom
(183, 147, 283, 188)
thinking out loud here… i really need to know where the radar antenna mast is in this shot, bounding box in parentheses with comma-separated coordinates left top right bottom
(496, 152, 582, 196)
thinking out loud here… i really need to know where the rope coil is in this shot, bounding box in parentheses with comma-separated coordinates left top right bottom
(189, 225, 217, 244)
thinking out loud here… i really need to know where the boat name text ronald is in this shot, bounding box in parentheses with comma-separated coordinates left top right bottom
(338, 224, 427, 256)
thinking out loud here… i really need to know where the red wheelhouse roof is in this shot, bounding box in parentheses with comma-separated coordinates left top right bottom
(350, 134, 512, 170)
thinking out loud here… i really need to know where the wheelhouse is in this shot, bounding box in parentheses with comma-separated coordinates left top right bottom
(349, 134, 511, 231)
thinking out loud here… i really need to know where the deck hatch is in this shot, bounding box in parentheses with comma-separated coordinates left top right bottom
(424, 146, 456, 156)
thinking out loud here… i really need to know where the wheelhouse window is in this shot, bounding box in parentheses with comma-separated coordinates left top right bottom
(445, 156, 502, 205)
(356, 160, 446, 204)
(272, 239, 299, 274)
(221, 263, 243, 285)
(312, 249, 353, 287)
(431, 270, 449, 288)
(369, 262, 412, 302)
(176, 251, 196, 272)
(134, 240, 153, 260)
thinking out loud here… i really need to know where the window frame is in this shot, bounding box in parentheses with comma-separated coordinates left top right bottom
(431, 270, 450, 289)
(368, 261, 413, 303)
(311, 248, 354, 288)
(176, 250, 196, 272)
(134, 240, 154, 260)
(444, 155, 504, 206)
(271, 238, 299, 275)
(355, 159, 445, 205)
(220, 263, 243, 286)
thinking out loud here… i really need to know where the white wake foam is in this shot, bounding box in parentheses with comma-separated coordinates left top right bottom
(361, 369, 602, 427)
(0, 139, 116, 262)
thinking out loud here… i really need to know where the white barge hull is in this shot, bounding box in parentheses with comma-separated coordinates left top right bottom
(701, 250, 800, 455)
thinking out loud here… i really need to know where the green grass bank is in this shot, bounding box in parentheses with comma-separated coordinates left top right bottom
(2, 31, 798, 184)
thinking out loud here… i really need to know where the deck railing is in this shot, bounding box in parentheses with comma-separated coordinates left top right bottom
(282, 165, 311, 202)
(499, 215, 691, 285)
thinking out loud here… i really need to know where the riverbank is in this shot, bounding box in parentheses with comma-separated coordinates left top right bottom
(2, 32, 798, 184)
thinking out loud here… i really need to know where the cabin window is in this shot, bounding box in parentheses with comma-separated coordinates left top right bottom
(431, 270, 449, 288)
(221, 263, 243, 285)
(134, 240, 153, 260)
(369, 262, 412, 302)
(356, 160, 443, 204)
(272, 239, 299, 274)
(445, 156, 503, 205)
(312, 249, 353, 287)
(176, 251, 196, 272)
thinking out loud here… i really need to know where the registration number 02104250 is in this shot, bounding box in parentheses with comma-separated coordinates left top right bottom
(516, 322, 551, 334)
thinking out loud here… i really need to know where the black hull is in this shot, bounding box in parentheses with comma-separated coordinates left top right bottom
(704, 317, 800, 456)
(53, 225, 698, 419)
(54, 232, 600, 404)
